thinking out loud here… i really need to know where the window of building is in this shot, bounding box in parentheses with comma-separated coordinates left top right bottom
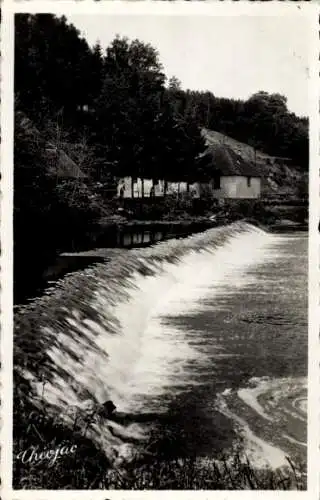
(247, 176, 252, 187)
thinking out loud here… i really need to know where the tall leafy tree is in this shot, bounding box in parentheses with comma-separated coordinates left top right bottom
(15, 14, 93, 127)
(90, 36, 166, 195)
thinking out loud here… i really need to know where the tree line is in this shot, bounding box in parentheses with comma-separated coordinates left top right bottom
(15, 14, 207, 190)
(15, 14, 308, 186)
(166, 83, 308, 170)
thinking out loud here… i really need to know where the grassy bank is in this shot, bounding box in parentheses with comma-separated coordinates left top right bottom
(13, 385, 306, 490)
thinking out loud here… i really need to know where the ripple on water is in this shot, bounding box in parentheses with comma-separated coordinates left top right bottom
(215, 376, 307, 470)
(238, 312, 293, 326)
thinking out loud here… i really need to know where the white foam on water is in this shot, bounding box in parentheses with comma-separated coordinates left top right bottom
(216, 375, 307, 470)
(248, 377, 308, 425)
(237, 376, 306, 423)
(108, 227, 279, 413)
(292, 396, 308, 414)
(215, 393, 288, 470)
(283, 434, 307, 448)
(238, 388, 273, 422)
(25, 223, 287, 463)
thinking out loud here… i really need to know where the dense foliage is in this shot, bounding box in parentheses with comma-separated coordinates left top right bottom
(15, 15, 206, 186)
(164, 84, 308, 170)
(15, 14, 308, 183)
(14, 112, 102, 302)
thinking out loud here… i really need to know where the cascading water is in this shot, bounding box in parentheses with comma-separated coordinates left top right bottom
(15, 222, 307, 470)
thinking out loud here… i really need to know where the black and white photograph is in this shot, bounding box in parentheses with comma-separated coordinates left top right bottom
(10, 6, 314, 492)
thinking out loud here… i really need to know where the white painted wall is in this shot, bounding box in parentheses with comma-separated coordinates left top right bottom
(117, 177, 165, 198)
(189, 183, 202, 198)
(117, 176, 261, 199)
(166, 182, 188, 195)
(212, 176, 261, 199)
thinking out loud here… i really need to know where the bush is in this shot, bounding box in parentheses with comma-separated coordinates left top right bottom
(14, 112, 104, 303)
(222, 200, 277, 225)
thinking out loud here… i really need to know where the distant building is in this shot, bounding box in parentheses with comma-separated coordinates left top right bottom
(117, 177, 191, 198)
(16, 110, 88, 182)
(45, 147, 88, 180)
(198, 144, 261, 200)
(167, 181, 188, 195)
(117, 143, 261, 201)
(188, 182, 209, 199)
(117, 177, 165, 198)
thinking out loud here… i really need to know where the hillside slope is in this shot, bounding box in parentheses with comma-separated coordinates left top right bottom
(202, 128, 307, 198)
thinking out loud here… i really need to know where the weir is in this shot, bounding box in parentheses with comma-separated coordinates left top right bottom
(14, 222, 307, 468)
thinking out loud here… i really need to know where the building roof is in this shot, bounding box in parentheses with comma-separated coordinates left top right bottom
(199, 143, 262, 178)
(45, 147, 87, 179)
(16, 110, 87, 180)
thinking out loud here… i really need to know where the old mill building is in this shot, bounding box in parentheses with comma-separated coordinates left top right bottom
(117, 143, 262, 200)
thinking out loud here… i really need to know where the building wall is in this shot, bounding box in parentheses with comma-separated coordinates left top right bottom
(190, 182, 212, 198)
(188, 183, 200, 198)
(117, 176, 261, 200)
(117, 177, 165, 198)
(167, 182, 188, 195)
(212, 176, 261, 199)
(117, 178, 191, 198)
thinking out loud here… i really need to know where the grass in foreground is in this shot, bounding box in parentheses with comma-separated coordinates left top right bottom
(13, 380, 306, 491)
(104, 455, 306, 490)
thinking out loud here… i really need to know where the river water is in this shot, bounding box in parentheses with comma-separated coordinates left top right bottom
(15, 222, 307, 473)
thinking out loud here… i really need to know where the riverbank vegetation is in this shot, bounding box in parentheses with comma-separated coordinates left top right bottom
(14, 384, 306, 490)
(13, 391, 306, 490)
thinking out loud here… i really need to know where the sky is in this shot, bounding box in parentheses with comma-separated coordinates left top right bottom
(67, 14, 310, 117)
